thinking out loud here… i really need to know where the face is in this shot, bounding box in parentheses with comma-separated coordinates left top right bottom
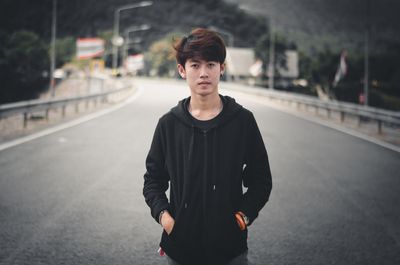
(178, 58, 225, 97)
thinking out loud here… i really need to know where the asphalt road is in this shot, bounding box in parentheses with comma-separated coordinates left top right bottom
(0, 78, 399, 265)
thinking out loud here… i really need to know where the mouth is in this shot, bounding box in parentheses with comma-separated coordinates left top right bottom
(198, 81, 211, 85)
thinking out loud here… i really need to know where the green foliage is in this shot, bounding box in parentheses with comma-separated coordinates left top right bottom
(298, 46, 400, 110)
(145, 33, 182, 77)
(55, 37, 75, 67)
(0, 30, 49, 103)
(254, 32, 291, 77)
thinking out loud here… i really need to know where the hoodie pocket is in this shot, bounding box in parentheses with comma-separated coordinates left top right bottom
(168, 220, 179, 239)
(167, 203, 186, 242)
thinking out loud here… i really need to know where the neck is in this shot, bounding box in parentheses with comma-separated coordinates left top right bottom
(188, 93, 222, 120)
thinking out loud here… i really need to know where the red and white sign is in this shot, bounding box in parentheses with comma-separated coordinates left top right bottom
(76, 38, 105, 59)
(124, 54, 144, 74)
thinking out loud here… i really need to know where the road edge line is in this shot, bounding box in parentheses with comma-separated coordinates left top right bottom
(222, 88, 400, 154)
(0, 86, 143, 152)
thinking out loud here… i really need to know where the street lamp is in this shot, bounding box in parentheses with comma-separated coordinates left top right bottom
(363, 0, 370, 106)
(122, 24, 151, 60)
(112, 1, 153, 71)
(123, 37, 143, 60)
(50, 0, 57, 97)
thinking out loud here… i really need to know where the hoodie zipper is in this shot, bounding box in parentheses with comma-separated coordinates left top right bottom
(202, 129, 209, 258)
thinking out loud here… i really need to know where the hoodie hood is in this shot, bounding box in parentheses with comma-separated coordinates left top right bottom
(170, 94, 243, 129)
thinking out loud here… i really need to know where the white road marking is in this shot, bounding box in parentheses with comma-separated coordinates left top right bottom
(0, 87, 143, 152)
(226, 89, 400, 154)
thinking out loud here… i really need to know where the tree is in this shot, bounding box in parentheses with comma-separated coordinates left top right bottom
(254, 32, 292, 80)
(0, 30, 49, 103)
(55, 37, 76, 68)
(146, 33, 180, 77)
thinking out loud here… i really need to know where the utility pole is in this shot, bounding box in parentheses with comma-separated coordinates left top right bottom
(268, 17, 275, 90)
(363, 0, 370, 106)
(50, 0, 57, 97)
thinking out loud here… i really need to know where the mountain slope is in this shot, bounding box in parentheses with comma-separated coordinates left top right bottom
(225, 0, 400, 53)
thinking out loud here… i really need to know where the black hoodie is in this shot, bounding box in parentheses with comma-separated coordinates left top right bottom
(143, 95, 272, 265)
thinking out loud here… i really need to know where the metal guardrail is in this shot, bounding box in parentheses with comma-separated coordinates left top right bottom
(226, 84, 400, 134)
(0, 84, 133, 128)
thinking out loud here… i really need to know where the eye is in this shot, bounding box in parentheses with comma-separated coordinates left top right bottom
(208, 63, 216, 68)
(191, 64, 199, 69)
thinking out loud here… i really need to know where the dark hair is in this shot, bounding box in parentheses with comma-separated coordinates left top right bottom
(173, 28, 226, 67)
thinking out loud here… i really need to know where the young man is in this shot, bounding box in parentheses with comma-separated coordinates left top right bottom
(143, 28, 272, 265)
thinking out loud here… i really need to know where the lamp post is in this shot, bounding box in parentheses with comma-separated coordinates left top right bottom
(50, 0, 57, 97)
(267, 17, 275, 90)
(122, 24, 151, 60)
(363, 0, 370, 106)
(123, 37, 143, 61)
(112, 1, 153, 71)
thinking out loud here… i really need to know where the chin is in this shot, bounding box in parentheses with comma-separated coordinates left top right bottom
(196, 88, 216, 96)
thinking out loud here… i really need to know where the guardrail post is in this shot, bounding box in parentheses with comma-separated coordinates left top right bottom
(23, 112, 28, 128)
(0, 84, 132, 126)
(85, 100, 89, 110)
(378, 120, 382, 134)
(358, 116, 362, 127)
(327, 108, 331, 118)
(340, 111, 345, 123)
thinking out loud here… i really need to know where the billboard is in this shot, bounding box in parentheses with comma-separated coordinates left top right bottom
(76, 38, 105, 59)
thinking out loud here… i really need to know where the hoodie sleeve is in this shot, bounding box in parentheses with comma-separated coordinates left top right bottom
(143, 119, 170, 223)
(240, 113, 272, 225)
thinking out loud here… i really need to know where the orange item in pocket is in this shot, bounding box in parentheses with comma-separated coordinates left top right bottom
(235, 212, 246, 231)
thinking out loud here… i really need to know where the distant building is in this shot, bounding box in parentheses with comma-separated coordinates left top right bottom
(275, 50, 299, 88)
(225, 47, 256, 82)
(277, 50, 299, 78)
(225, 47, 299, 88)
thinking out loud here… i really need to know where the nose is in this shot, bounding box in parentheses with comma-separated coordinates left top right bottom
(200, 65, 209, 78)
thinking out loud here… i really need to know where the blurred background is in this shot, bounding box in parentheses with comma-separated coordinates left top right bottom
(1, 0, 400, 110)
(1, 1, 400, 265)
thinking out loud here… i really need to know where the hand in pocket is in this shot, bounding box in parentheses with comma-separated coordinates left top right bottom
(161, 211, 175, 235)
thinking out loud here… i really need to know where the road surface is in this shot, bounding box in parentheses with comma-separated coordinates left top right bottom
(0, 78, 399, 265)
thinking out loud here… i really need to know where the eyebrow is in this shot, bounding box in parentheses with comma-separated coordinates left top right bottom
(188, 59, 218, 64)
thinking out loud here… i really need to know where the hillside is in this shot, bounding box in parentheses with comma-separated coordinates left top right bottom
(225, 0, 400, 54)
(0, 0, 266, 49)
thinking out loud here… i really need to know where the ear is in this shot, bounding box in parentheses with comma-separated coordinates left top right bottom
(220, 63, 226, 76)
(177, 64, 186, 79)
